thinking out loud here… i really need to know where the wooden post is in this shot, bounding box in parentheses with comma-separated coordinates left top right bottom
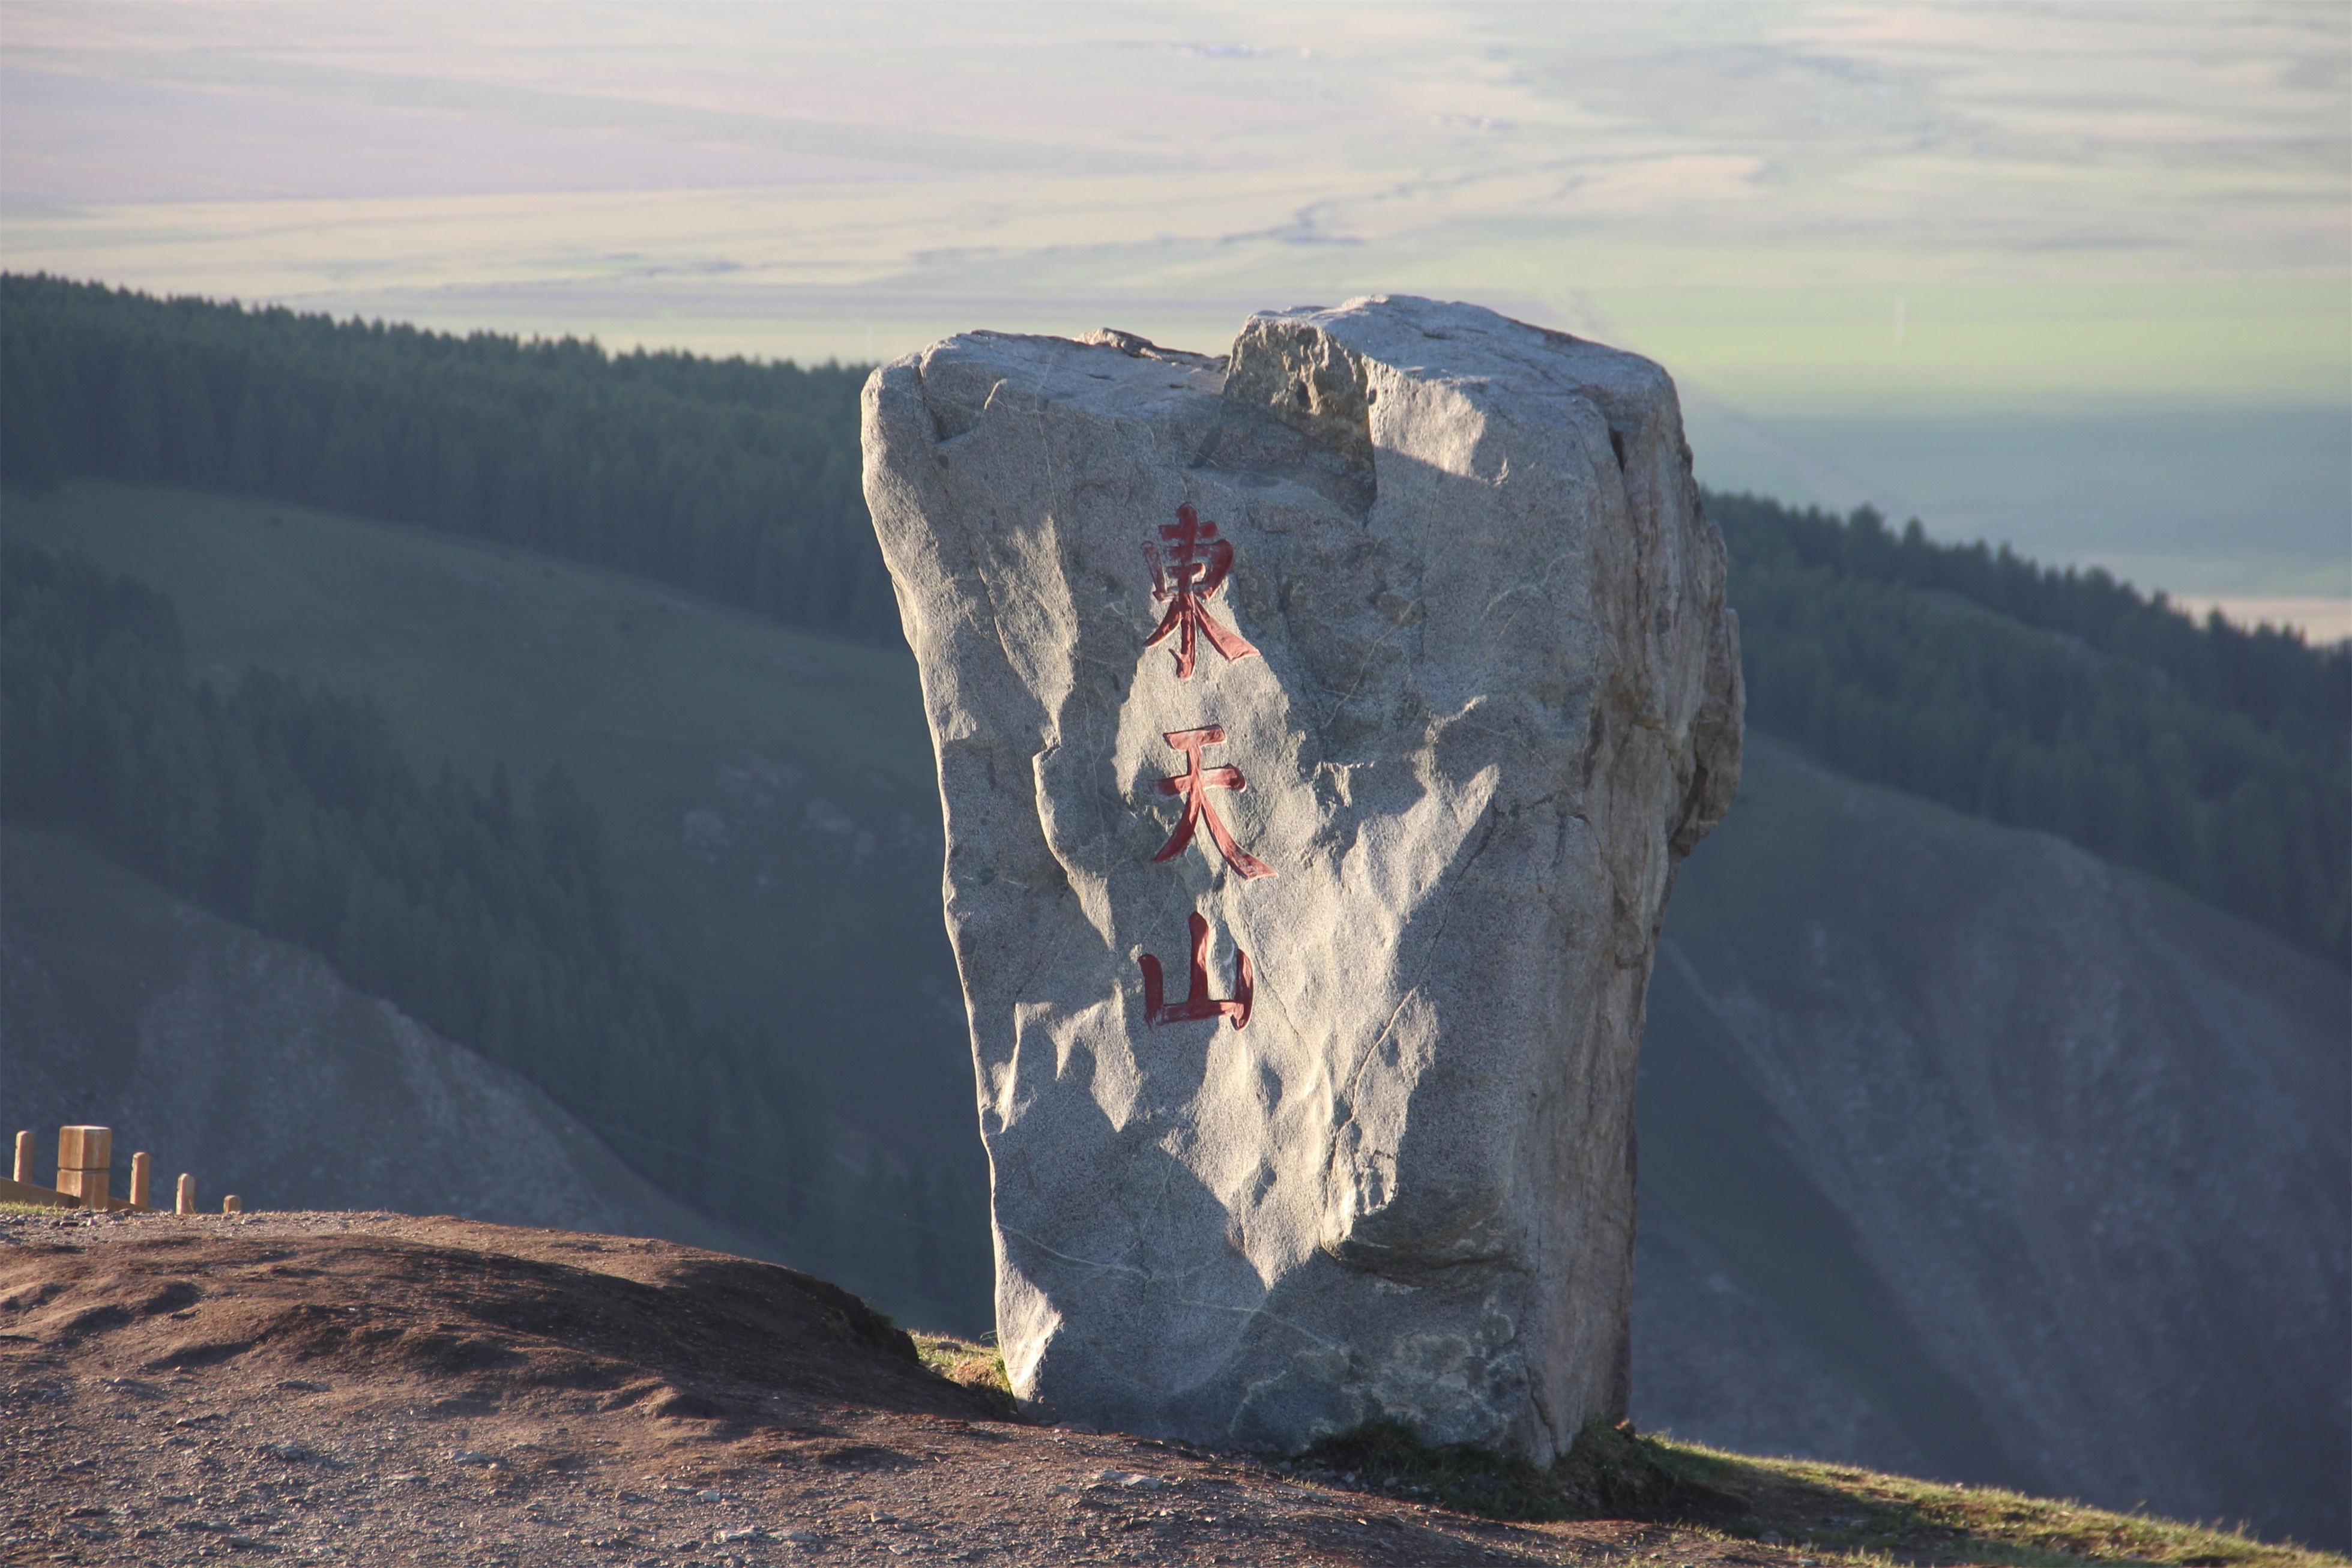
(176, 1174, 196, 1216)
(130, 1152, 152, 1210)
(222, 1195, 243, 1214)
(12, 1130, 29, 1184)
(55, 1126, 112, 1209)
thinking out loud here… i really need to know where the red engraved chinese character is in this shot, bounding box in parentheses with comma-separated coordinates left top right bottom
(1138, 911, 1253, 1030)
(1151, 726, 1275, 879)
(1144, 503, 1258, 680)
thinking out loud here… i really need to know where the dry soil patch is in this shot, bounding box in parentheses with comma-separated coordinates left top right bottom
(1, 1210, 1803, 1566)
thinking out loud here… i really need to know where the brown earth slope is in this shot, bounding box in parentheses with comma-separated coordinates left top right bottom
(1, 1210, 1790, 1568)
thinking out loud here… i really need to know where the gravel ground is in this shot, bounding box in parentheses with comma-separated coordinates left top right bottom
(1, 1210, 1802, 1567)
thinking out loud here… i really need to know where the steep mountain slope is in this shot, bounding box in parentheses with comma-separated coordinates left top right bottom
(1, 482, 974, 1189)
(1634, 739, 2349, 1549)
(0, 825, 790, 1264)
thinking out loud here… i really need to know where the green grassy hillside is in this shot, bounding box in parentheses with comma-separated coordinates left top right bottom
(2, 481, 980, 1198)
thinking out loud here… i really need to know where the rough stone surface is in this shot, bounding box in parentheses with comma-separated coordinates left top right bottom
(862, 296, 1741, 1461)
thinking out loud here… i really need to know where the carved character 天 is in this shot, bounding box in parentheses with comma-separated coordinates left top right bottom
(1138, 911, 1253, 1030)
(1150, 726, 1275, 880)
(1144, 504, 1258, 680)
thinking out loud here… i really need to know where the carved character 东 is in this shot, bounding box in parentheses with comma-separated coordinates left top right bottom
(1151, 726, 1275, 880)
(1138, 911, 1252, 1030)
(1145, 504, 1258, 680)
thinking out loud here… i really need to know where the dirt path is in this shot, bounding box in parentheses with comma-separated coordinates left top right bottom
(1, 1211, 1801, 1567)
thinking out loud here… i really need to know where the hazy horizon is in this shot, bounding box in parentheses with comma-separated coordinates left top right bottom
(4, 1, 2345, 635)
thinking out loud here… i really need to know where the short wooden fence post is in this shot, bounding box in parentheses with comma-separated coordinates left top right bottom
(130, 1152, 152, 1210)
(176, 1174, 196, 1216)
(222, 1195, 243, 1214)
(56, 1126, 112, 1209)
(12, 1130, 29, 1184)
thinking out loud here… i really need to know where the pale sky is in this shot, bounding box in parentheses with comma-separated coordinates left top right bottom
(4, 2, 2347, 632)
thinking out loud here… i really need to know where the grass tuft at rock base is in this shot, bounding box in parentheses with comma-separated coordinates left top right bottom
(1291, 1416, 1726, 1524)
(911, 1331, 1021, 1421)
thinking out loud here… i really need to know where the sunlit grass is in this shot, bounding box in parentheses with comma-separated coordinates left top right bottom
(1281, 1419, 2341, 1564)
(1650, 1435, 2337, 1567)
(910, 1331, 1017, 1420)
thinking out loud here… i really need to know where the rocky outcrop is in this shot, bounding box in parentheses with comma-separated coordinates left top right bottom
(863, 297, 1741, 1459)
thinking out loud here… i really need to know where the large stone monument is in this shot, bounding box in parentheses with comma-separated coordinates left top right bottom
(863, 296, 1741, 1461)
